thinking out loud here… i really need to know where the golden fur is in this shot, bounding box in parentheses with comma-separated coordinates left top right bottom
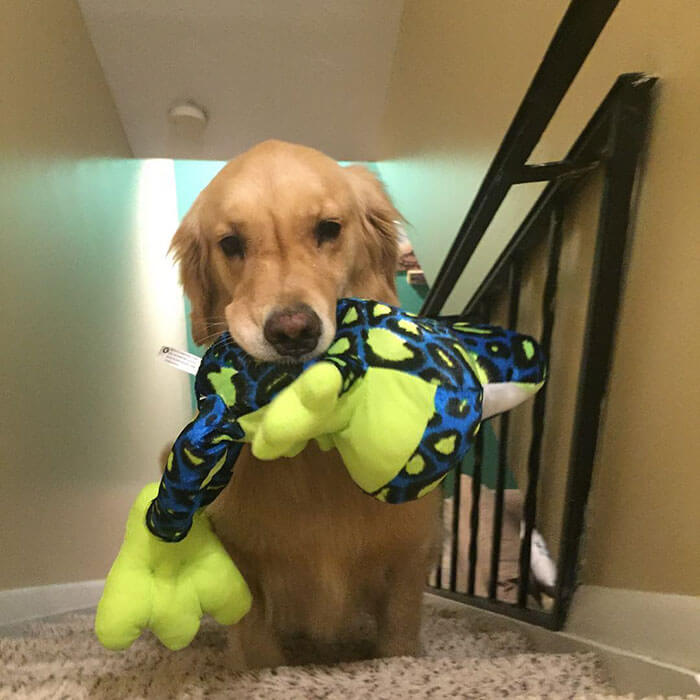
(170, 140, 441, 668)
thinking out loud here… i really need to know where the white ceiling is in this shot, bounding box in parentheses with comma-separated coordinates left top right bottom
(78, 0, 404, 161)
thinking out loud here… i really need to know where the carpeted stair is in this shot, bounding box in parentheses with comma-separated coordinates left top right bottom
(0, 598, 691, 699)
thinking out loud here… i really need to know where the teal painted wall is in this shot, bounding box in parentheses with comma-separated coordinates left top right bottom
(0, 157, 192, 589)
(395, 272, 428, 312)
(0, 0, 192, 591)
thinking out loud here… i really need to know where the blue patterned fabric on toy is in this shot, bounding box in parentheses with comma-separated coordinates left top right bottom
(146, 298, 546, 542)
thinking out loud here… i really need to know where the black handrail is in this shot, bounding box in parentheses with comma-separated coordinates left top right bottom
(551, 75, 656, 627)
(421, 0, 620, 317)
(421, 1, 656, 630)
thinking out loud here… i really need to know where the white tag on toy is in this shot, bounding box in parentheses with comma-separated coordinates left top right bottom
(158, 346, 201, 375)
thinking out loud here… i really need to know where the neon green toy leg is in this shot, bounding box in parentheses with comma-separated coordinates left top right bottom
(332, 368, 437, 494)
(249, 362, 350, 460)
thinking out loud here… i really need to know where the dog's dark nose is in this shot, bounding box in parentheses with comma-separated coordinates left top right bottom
(264, 304, 322, 358)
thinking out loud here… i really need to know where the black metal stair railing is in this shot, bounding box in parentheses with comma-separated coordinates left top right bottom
(422, 0, 656, 630)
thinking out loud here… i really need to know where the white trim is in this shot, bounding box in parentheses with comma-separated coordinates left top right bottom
(566, 585, 700, 672)
(0, 580, 104, 626)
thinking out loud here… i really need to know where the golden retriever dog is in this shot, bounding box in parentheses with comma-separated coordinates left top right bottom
(170, 140, 441, 669)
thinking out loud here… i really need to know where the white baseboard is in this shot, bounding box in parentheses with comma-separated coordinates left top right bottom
(566, 585, 700, 672)
(0, 580, 104, 627)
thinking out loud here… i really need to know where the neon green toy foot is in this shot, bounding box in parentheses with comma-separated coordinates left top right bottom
(95, 483, 251, 651)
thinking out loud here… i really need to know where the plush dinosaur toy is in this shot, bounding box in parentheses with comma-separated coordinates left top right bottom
(95, 298, 546, 650)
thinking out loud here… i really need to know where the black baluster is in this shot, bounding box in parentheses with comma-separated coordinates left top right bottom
(517, 204, 564, 607)
(489, 259, 522, 599)
(449, 455, 463, 592)
(467, 427, 485, 596)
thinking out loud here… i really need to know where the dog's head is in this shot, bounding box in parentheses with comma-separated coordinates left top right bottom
(170, 140, 401, 361)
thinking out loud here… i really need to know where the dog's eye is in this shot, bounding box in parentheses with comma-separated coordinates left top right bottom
(315, 219, 341, 245)
(219, 234, 245, 259)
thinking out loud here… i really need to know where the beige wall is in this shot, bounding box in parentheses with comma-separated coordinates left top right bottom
(380, 0, 700, 595)
(0, 1, 129, 159)
(489, 172, 605, 568)
(0, 1, 191, 590)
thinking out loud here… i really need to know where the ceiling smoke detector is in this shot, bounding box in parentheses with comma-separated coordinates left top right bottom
(167, 101, 208, 130)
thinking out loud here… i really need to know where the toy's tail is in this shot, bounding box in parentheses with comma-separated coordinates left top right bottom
(444, 320, 547, 419)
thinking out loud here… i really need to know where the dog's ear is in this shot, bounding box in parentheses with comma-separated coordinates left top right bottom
(169, 207, 219, 346)
(344, 165, 400, 287)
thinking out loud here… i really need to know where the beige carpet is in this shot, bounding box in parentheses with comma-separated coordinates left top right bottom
(0, 599, 692, 699)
